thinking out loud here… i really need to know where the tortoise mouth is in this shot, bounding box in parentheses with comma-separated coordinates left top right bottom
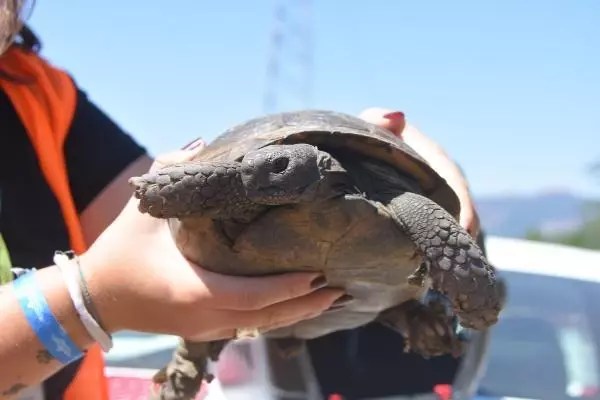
(245, 183, 315, 205)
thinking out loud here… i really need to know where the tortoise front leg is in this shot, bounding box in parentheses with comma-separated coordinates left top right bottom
(377, 298, 464, 358)
(150, 339, 229, 400)
(385, 192, 505, 331)
(129, 161, 266, 221)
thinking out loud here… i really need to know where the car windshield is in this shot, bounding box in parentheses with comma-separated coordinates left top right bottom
(477, 270, 600, 400)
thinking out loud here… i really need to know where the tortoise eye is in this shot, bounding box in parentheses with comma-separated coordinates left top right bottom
(272, 157, 289, 173)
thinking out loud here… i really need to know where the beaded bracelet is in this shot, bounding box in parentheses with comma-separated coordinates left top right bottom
(13, 270, 84, 365)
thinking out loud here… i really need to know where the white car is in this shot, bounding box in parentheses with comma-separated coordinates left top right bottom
(104, 236, 600, 400)
(472, 236, 600, 400)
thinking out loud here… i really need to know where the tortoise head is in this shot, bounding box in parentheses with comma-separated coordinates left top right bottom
(240, 143, 325, 205)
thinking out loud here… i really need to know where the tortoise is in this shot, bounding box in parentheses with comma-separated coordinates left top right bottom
(128, 110, 505, 400)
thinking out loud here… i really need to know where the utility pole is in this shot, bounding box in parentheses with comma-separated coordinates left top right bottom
(263, 0, 313, 114)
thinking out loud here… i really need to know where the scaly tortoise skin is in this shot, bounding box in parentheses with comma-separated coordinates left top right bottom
(128, 110, 505, 400)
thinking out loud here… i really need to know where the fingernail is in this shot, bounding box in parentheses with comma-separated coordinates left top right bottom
(328, 294, 354, 310)
(310, 275, 328, 290)
(383, 111, 405, 121)
(182, 138, 205, 151)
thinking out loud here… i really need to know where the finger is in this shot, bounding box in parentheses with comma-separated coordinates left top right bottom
(459, 214, 470, 232)
(220, 288, 345, 331)
(459, 211, 479, 238)
(207, 309, 324, 341)
(466, 223, 479, 239)
(181, 137, 206, 152)
(358, 107, 406, 136)
(148, 138, 206, 173)
(196, 268, 330, 311)
(258, 308, 324, 333)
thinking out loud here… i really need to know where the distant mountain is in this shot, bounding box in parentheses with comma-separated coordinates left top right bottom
(475, 192, 597, 238)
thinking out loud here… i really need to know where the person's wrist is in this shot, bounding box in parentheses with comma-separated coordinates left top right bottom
(37, 265, 96, 352)
(77, 250, 126, 335)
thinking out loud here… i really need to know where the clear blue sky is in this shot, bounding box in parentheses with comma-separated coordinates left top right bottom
(27, 1, 599, 198)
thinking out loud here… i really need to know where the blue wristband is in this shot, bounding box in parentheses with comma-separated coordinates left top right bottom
(13, 270, 84, 365)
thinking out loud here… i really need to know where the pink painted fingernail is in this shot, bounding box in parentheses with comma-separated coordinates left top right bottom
(310, 275, 328, 290)
(327, 294, 354, 310)
(182, 138, 205, 151)
(383, 111, 405, 121)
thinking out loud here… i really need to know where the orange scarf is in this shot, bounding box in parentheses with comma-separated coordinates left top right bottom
(0, 46, 108, 400)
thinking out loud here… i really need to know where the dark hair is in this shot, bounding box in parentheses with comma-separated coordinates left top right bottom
(11, 23, 41, 52)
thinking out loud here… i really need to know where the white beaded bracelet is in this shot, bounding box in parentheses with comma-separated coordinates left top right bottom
(53, 251, 113, 352)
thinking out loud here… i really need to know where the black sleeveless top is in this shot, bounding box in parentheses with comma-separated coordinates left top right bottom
(0, 83, 146, 400)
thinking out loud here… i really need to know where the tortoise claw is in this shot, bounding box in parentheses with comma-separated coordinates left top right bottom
(150, 340, 228, 400)
(377, 298, 465, 359)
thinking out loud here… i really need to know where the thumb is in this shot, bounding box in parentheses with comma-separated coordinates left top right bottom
(148, 137, 206, 173)
(358, 107, 406, 137)
(196, 268, 328, 311)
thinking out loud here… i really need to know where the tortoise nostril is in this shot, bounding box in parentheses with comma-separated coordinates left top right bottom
(272, 157, 289, 173)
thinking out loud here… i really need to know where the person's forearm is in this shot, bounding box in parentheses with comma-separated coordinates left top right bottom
(80, 154, 154, 246)
(0, 266, 95, 399)
(401, 124, 472, 205)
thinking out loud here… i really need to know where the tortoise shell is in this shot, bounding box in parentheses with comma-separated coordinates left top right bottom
(190, 110, 460, 218)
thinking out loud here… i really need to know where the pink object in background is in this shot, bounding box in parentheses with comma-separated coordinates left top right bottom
(433, 384, 452, 400)
(105, 368, 209, 400)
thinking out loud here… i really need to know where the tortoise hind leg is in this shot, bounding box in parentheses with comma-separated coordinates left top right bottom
(150, 339, 229, 400)
(129, 161, 264, 221)
(376, 298, 464, 358)
(385, 191, 505, 331)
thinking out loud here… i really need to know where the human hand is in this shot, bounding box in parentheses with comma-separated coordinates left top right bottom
(80, 139, 345, 342)
(456, 198, 481, 239)
(358, 107, 481, 238)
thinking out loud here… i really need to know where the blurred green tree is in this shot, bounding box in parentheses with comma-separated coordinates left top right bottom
(525, 160, 600, 250)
